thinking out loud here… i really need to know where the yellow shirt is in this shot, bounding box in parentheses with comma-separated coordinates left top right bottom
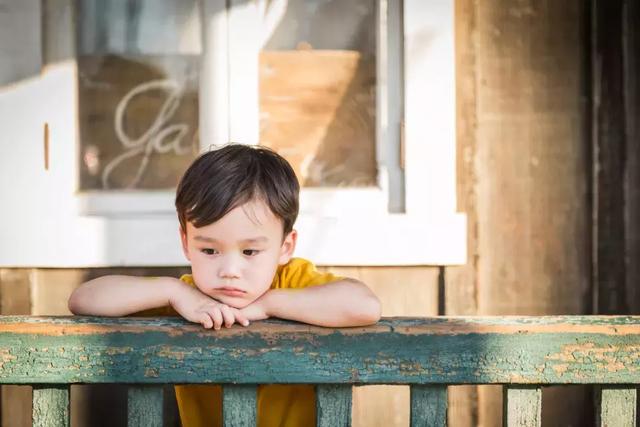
(145, 258, 340, 427)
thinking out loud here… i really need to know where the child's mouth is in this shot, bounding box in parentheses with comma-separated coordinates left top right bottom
(215, 287, 247, 297)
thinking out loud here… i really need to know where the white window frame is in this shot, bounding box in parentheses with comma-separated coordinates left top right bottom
(0, 0, 464, 267)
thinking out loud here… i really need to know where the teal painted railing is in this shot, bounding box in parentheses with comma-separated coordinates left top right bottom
(1, 316, 639, 426)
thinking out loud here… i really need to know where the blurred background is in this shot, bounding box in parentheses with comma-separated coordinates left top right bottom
(0, 0, 638, 426)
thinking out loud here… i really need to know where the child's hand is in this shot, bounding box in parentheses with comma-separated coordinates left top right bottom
(239, 293, 271, 322)
(170, 284, 249, 330)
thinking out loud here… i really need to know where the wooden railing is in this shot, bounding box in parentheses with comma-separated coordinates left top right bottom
(1, 316, 639, 426)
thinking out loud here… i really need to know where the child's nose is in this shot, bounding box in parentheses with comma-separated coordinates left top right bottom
(218, 255, 241, 279)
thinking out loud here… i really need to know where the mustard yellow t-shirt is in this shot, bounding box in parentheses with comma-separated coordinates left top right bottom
(146, 258, 340, 427)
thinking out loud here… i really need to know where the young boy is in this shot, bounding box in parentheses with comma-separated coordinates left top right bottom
(68, 143, 381, 427)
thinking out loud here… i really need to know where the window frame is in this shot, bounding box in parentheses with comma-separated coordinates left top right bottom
(0, 0, 464, 267)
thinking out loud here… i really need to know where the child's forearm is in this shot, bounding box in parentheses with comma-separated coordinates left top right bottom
(68, 276, 182, 316)
(262, 279, 381, 327)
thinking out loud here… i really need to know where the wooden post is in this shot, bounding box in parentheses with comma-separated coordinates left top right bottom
(591, 0, 628, 315)
(457, 0, 592, 425)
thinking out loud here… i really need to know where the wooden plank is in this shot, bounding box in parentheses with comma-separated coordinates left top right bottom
(446, 0, 481, 424)
(2, 316, 640, 385)
(597, 386, 637, 427)
(1, 269, 32, 427)
(623, 0, 640, 315)
(32, 385, 70, 427)
(410, 385, 447, 426)
(503, 386, 541, 427)
(592, 0, 628, 315)
(222, 385, 256, 427)
(316, 385, 352, 427)
(127, 386, 163, 427)
(259, 51, 376, 187)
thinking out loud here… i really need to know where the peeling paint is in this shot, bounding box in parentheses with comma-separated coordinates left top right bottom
(1, 316, 640, 385)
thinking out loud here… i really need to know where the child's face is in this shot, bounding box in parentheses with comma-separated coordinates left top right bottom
(180, 199, 296, 309)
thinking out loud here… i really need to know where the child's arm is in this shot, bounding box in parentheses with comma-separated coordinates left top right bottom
(68, 276, 249, 329)
(241, 278, 381, 327)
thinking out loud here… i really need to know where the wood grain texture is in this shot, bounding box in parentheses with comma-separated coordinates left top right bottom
(410, 385, 447, 426)
(624, 0, 640, 315)
(470, 0, 590, 425)
(2, 316, 640, 385)
(502, 386, 541, 427)
(592, 0, 628, 315)
(0, 269, 32, 427)
(32, 386, 69, 427)
(597, 386, 637, 427)
(323, 266, 438, 427)
(317, 385, 352, 427)
(259, 51, 376, 187)
(222, 385, 257, 427)
(127, 386, 163, 427)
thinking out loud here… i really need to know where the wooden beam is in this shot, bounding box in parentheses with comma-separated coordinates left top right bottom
(1, 316, 640, 385)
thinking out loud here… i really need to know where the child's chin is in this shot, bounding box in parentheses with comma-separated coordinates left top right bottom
(217, 296, 251, 309)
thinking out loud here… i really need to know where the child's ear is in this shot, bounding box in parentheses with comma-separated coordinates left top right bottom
(179, 226, 191, 261)
(278, 229, 297, 264)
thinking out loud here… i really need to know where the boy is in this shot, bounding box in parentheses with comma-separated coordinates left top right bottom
(68, 143, 382, 427)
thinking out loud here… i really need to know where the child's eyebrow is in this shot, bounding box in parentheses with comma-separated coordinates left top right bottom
(193, 236, 269, 244)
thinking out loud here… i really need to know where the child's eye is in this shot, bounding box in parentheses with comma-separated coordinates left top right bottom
(243, 249, 260, 256)
(201, 248, 218, 255)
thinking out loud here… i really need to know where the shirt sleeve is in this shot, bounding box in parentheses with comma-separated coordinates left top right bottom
(271, 258, 342, 290)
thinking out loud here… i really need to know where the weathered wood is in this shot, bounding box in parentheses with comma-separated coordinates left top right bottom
(503, 386, 541, 427)
(446, 0, 480, 424)
(596, 386, 637, 427)
(625, 0, 640, 315)
(259, 51, 377, 187)
(324, 266, 439, 427)
(222, 385, 257, 427)
(1, 316, 640, 386)
(410, 385, 447, 426)
(127, 385, 163, 427)
(470, 0, 590, 425)
(316, 385, 352, 427)
(32, 385, 69, 427)
(592, 0, 628, 315)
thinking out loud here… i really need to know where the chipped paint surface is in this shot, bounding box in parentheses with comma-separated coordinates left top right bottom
(0, 316, 639, 385)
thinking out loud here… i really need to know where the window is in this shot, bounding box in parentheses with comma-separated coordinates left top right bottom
(0, 0, 464, 267)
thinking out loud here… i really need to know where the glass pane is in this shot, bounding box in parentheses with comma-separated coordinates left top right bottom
(77, 0, 201, 191)
(259, 0, 377, 187)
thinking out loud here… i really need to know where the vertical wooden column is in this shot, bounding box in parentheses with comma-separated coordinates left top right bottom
(32, 386, 70, 427)
(316, 385, 352, 427)
(503, 386, 542, 427)
(596, 387, 637, 426)
(591, 0, 628, 315)
(222, 385, 257, 427)
(410, 385, 447, 426)
(455, 0, 591, 425)
(446, 0, 480, 424)
(127, 386, 164, 427)
(622, 0, 640, 314)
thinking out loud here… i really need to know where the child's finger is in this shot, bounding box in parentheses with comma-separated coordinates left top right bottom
(209, 307, 224, 330)
(200, 312, 213, 329)
(233, 309, 250, 327)
(220, 305, 235, 328)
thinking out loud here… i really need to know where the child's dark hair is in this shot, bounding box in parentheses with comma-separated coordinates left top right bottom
(175, 144, 300, 236)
